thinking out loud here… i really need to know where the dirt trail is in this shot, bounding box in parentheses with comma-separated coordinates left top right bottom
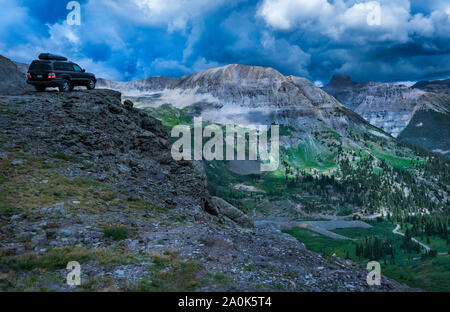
(392, 224, 430, 252)
(254, 219, 373, 240)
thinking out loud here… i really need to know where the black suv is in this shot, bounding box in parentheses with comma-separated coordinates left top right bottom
(27, 53, 96, 92)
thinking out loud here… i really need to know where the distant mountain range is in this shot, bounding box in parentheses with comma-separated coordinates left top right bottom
(412, 78, 450, 94)
(98, 64, 387, 160)
(98, 67, 450, 157)
(99, 64, 372, 141)
(94, 63, 450, 222)
(323, 74, 450, 156)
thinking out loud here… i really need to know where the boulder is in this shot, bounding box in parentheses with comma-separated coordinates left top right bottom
(211, 196, 253, 228)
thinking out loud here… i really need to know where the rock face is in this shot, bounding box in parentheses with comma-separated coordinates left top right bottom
(0, 55, 32, 95)
(13, 61, 29, 75)
(323, 74, 450, 156)
(413, 78, 450, 94)
(0, 89, 211, 217)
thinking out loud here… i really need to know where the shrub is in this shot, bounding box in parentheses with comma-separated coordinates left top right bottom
(102, 226, 129, 241)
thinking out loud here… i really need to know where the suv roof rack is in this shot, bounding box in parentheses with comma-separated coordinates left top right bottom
(38, 53, 68, 61)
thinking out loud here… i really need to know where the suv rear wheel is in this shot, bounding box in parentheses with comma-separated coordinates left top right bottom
(87, 78, 96, 90)
(35, 86, 46, 92)
(59, 79, 71, 92)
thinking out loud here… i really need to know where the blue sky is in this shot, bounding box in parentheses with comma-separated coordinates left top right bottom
(1, 0, 450, 84)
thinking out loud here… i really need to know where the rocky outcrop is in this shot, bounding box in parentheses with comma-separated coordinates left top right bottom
(211, 196, 253, 228)
(0, 55, 32, 95)
(0, 89, 212, 217)
(13, 61, 29, 75)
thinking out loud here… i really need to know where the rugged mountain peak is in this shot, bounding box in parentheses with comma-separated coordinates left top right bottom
(322, 73, 450, 155)
(325, 74, 357, 88)
(98, 65, 375, 146)
(176, 64, 285, 88)
(171, 64, 345, 111)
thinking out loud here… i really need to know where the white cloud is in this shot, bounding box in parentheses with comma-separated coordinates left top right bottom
(256, 0, 445, 44)
(314, 80, 324, 87)
(393, 80, 416, 87)
(257, 0, 332, 30)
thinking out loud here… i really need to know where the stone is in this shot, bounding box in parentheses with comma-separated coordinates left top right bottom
(114, 269, 125, 278)
(31, 233, 47, 248)
(211, 196, 253, 228)
(123, 100, 134, 109)
(10, 215, 20, 222)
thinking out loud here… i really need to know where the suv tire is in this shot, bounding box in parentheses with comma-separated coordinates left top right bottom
(35, 86, 46, 92)
(59, 79, 71, 92)
(87, 78, 96, 90)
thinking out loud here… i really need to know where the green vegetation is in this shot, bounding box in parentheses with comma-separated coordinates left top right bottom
(102, 225, 129, 241)
(382, 255, 450, 292)
(140, 100, 448, 222)
(284, 218, 450, 291)
(141, 104, 193, 128)
(0, 150, 166, 217)
(399, 110, 450, 155)
(0, 247, 148, 272)
(283, 227, 354, 257)
(51, 150, 81, 163)
(135, 252, 204, 292)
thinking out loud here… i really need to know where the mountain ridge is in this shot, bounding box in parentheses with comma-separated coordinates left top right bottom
(412, 78, 450, 94)
(323, 74, 450, 156)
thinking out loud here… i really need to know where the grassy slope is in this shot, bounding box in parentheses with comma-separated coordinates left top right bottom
(0, 144, 222, 292)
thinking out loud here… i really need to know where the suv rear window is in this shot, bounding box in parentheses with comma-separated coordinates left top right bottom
(29, 62, 51, 71)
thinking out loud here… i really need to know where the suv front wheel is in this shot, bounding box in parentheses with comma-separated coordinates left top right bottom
(87, 78, 95, 90)
(59, 79, 71, 92)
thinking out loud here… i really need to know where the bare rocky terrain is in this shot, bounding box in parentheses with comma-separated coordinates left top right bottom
(0, 85, 411, 291)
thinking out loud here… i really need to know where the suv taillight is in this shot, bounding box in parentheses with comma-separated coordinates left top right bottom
(48, 73, 56, 79)
(26, 73, 32, 79)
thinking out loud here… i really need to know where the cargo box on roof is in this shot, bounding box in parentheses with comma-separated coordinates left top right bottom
(38, 53, 68, 61)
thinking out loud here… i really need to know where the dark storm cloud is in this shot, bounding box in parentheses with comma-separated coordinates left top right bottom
(1, 0, 449, 84)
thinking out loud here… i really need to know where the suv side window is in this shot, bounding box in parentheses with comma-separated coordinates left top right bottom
(54, 62, 65, 71)
(73, 64, 83, 72)
(63, 63, 74, 71)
